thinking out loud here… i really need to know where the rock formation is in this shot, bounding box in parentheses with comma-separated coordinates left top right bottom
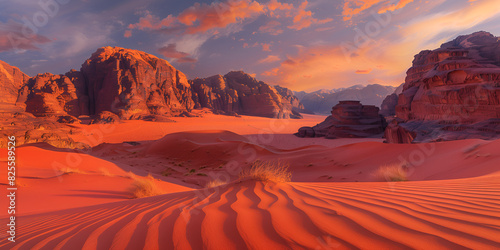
(191, 71, 300, 119)
(0, 47, 308, 148)
(81, 46, 195, 119)
(380, 83, 404, 117)
(90, 111, 121, 124)
(386, 31, 500, 143)
(0, 60, 29, 112)
(296, 101, 386, 139)
(17, 73, 84, 118)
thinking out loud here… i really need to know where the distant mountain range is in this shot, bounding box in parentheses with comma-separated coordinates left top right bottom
(293, 84, 397, 114)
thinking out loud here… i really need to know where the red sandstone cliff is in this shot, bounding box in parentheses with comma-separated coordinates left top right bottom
(386, 31, 500, 143)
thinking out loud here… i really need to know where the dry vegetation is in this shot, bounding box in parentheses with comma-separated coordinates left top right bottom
(239, 161, 292, 183)
(206, 179, 228, 188)
(128, 173, 165, 198)
(374, 163, 408, 182)
(56, 167, 86, 175)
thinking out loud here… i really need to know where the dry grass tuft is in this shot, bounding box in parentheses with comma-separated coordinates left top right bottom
(374, 163, 408, 182)
(56, 167, 86, 175)
(98, 168, 113, 177)
(239, 161, 292, 183)
(206, 179, 228, 188)
(128, 173, 165, 198)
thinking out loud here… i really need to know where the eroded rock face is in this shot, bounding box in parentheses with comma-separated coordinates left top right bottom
(0, 60, 29, 112)
(191, 71, 296, 118)
(296, 101, 386, 139)
(380, 83, 404, 117)
(81, 46, 195, 119)
(274, 85, 308, 117)
(388, 31, 500, 143)
(17, 73, 84, 117)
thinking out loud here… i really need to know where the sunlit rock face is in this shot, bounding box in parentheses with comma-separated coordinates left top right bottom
(296, 101, 386, 139)
(0, 60, 29, 113)
(17, 73, 84, 118)
(191, 71, 299, 119)
(80, 46, 195, 119)
(387, 31, 500, 143)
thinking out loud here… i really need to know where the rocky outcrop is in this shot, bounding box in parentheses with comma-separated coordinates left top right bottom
(296, 101, 386, 139)
(380, 83, 404, 117)
(90, 111, 121, 124)
(274, 85, 310, 116)
(80, 46, 195, 119)
(191, 71, 298, 118)
(387, 31, 500, 143)
(0, 111, 86, 149)
(0, 60, 29, 112)
(295, 84, 395, 114)
(17, 73, 85, 118)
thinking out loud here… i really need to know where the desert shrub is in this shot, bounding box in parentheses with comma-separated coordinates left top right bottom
(374, 163, 408, 182)
(239, 160, 292, 183)
(128, 174, 165, 198)
(206, 179, 228, 188)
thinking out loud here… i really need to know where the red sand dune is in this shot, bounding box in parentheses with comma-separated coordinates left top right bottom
(1, 178, 499, 249)
(1, 117, 500, 249)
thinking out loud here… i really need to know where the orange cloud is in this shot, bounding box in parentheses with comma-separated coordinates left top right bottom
(158, 44, 197, 63)
(342, 0, 414, 21)
(261, 43, 271, 51)
(260, 41, 408, 91)
(0, 20, 51, 52)
(123, 30, 132, 38)
(355, 68, 372, 74)
(258, 55, 280, 64)
(128, 0, 329, 38)
(267, 0, 293, 17)
(178, 0, 265, 34)
(127, 12, 176, 30)
(258, 20, 283, 35)
(378, 0, 414, 14)
(288, 1, 333, 30)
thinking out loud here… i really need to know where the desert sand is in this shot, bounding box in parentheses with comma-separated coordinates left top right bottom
(1, 113, 499, 249)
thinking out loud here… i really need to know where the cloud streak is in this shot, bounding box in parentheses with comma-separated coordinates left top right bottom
(0, 20, 51, 52)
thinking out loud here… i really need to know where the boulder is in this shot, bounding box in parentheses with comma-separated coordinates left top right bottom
(90, 111, 121, 124)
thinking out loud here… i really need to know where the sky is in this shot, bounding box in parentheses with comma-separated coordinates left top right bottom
(1, 0, 499, 92)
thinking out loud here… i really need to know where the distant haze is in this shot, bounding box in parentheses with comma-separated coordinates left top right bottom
(294, 84, 397, 114)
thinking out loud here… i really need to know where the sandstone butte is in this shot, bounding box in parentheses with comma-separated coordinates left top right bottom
(383, 31, 500, 143)
(296, 100, 386, 139)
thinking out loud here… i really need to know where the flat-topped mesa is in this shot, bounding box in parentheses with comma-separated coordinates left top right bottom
(81, 46, 195, 119)
(296, 100, 386, 139)
(387, 31, 500, 143)
(190, 71, 298, 119)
